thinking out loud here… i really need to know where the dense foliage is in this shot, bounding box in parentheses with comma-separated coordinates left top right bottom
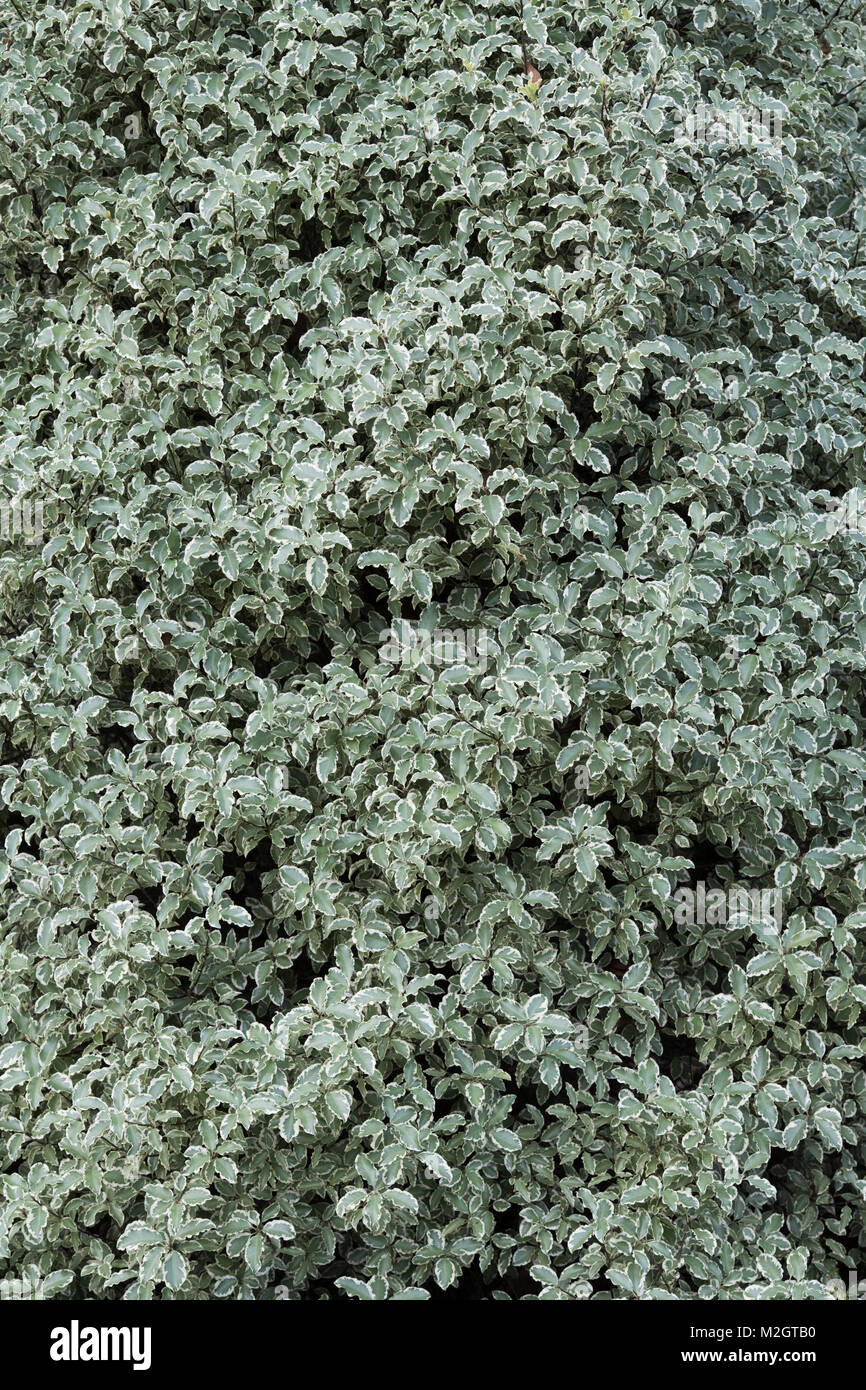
(1, 0, 865, 1300)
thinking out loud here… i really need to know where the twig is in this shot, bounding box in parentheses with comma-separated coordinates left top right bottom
(833, 71, 866, 104)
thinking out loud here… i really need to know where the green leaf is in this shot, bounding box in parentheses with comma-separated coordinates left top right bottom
(163, 1251, 188, 1291)
(326, 1090, 353, 1123)
(306, 555, 329, 594)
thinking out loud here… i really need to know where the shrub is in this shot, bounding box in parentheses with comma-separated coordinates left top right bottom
(0, 0, 865, 1300)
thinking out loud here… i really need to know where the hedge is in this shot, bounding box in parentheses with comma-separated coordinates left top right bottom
(0, 0, 865, 1300)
